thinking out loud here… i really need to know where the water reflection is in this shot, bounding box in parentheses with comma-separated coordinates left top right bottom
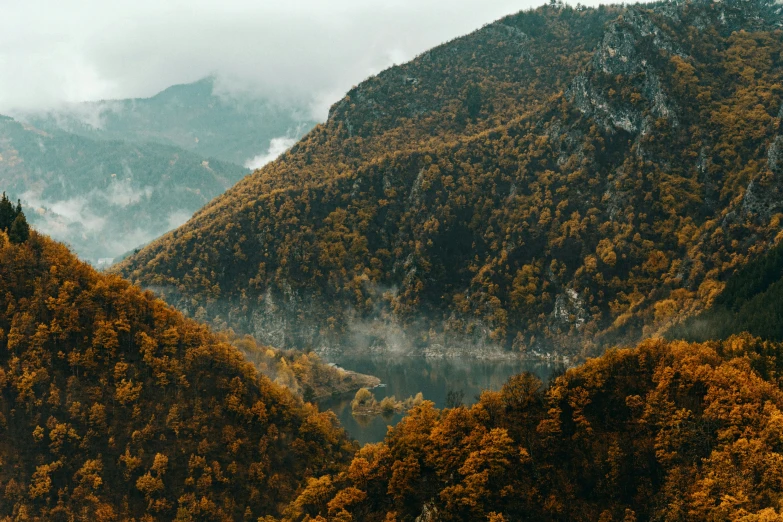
(319, 355, 554, 445)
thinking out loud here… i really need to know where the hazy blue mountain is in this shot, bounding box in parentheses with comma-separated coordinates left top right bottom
(0, 114, 249, 264)
(0, 78, 316, 264)
(18, 77, 316, 166)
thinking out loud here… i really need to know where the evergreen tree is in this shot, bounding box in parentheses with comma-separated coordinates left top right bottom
(9, 211, 30, 244)
(0, 192, 16, 231)
(464, 83, 482, 120)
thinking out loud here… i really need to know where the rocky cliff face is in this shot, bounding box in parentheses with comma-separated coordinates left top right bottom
(118, 0, 783, 359)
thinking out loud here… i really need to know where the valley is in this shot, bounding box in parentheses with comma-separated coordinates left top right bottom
(3, 0, 783, 520)
(320, 354, 554, 444)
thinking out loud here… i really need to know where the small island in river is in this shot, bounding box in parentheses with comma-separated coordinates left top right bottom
(351, 387, 425, 417)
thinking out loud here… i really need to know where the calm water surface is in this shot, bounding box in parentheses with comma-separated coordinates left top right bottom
(319, 354, 554, 445)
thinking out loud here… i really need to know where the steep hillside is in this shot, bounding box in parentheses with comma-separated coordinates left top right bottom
(282, 335, 783, 521)
(118, 0, 783, 358)
(0, 115, 249, 264)
(668, 238, 783, 341)
(18, 77, 315, 166)
(0, 228, 355, 520)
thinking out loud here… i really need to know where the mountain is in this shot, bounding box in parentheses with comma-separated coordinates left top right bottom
(17, 77, 316, 167)
(2, 78, 317, 265)
(285, 334, 783, 521)
(117, 0, 783, 360)
(0, 115, 249, 264)
(0, 227, 354, 520)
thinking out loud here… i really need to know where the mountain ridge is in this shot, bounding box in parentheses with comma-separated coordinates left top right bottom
(16, 77, 315, 166)
(118, 0, 783, 359)
(5, 2, 783, 519)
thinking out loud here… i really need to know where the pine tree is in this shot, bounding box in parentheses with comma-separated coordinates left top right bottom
(9, 212, 30, 244)
(464, 83, 482, 120)
(0, 192, 16, 231)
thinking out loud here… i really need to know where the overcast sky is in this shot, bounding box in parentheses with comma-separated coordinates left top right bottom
(0, 0, 609, 119)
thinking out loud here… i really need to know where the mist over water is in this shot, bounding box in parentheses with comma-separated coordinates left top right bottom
(319, 354, 555, 445)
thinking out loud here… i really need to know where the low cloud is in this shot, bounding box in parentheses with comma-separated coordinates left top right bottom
(43, 100, 124, 131)
(104, 179, 154, 207)
(0, 0, 570, 119)
(21, 181, 185, 263)
(30, 194, 107, 234)
(166, 209, 193, 230)
(244, 136, 298, 170)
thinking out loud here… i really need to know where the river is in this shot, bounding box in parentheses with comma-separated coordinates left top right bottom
(319, 354, 555, 445)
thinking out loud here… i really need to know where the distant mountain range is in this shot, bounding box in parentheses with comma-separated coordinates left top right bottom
(1, 78, 316, 264)
(0, 114, 249, 264)
(17, 77, 316, 166)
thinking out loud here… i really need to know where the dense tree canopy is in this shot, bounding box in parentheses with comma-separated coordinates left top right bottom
(5, 230, 783, 520)
(669, 239, 783, 341)
(0, 193, 29, 244)
(118, 0, 783, 358)
(280, 335, 783, 521)
(0, 232, 354, 521)
(7, 2, 783, 520)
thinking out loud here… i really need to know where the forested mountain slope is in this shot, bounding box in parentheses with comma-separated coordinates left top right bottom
(0, 230, 354, 520)
(0, 115, 249, 264)
(18, 77, 315, 167)
(281, 335, 783, 521)
(6, 227, 783, 521)
(668, 238, 783, 341)
(118, 0, 783, 358)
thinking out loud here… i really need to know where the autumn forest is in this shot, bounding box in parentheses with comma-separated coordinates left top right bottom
(4, 0, 783, 520)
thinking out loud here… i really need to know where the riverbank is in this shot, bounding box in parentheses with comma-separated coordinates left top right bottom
(316, 343, 573, 364)
(313, 366, 381, 401)
(318, 354, 555, 444)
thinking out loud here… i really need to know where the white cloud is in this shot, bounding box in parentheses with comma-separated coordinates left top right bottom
(0, 0, 593, 119)
(52, 200, 105, 232)
(22, 180, 154, 240)
(22, 185, 194, 262)
(166, 209, 193, 230)
(104, 180, 154, 207)
(244, 136, 298, 170)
